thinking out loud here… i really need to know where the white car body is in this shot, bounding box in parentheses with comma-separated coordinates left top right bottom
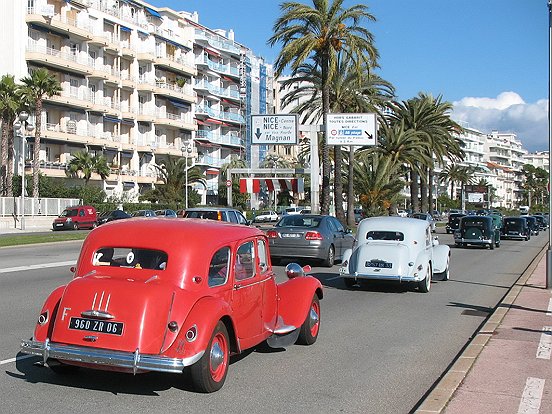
(397, 210, 408, 218)
(254, 210, 279, 222)
(339, 217, 450, 292)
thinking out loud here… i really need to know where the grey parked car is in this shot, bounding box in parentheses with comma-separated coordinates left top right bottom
(266, 214, 355, 267)
(131, 209, 156, 217)
(182, 207, 249, 225)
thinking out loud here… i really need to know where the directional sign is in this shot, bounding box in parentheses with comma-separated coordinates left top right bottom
(251, 114, 298, 145)
(326, 113, 377, 146)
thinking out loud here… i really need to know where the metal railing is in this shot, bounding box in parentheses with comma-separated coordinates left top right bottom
(0, 197, 81, 217)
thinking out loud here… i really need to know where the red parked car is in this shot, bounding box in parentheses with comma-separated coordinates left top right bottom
(21, 218, 322, 392)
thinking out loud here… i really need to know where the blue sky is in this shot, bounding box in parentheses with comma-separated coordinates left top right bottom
(156, 0, 549, 152)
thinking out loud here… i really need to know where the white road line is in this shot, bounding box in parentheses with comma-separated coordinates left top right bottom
(0, 260, 75, 274)
(536, 326, 552, 360)
(546, 298, 552, 316)
(0, 355, 35, 366)
(518, 377, 545, 414)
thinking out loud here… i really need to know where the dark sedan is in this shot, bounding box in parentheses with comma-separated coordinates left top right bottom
(446, 213, 466, 234)
(266, 214, 355, 267)
(501, 217, 530, 241)
(98, 209, 131, 225)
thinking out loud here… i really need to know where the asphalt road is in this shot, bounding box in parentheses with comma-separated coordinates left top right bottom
(0, 229, 547, 413)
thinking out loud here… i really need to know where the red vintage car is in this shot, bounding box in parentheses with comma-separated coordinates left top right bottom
(21, 218, 322, 392)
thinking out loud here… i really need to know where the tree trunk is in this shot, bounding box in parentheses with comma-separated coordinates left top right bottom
(334, 145, 345, 224)
(33, 100, 42, 198)
(410, 169, 420, 212)
(428, 167, 434, 215)
(420, 168, 428, 213)
(320, 56, 331, 215)
(0, 124, 7, 196)
(6, 123, 14, 197)
(346, 146, 355, 227)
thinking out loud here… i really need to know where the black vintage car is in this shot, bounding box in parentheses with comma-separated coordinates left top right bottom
(446, 213, 466, 234)
(454, 215, 501, 249)
(534, 215, 547, 230)
(501, 217, 530, 241)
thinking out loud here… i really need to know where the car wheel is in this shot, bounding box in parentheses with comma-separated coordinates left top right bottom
(48, 359, 80, 375)
(190, 321, 230, 393)
(489, 240, 495, 250)
(322, 245, 335, 267)
(73, 222, 79, 230)
(440, 255, 450, 281)
(418, 263, 431, 293)
(296, 295, 320, 345)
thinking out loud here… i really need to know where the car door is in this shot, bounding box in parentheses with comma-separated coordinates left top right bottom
(230, 240, 263, 345)
(328, 217, 349, 258)
(257, 238, 277, 332)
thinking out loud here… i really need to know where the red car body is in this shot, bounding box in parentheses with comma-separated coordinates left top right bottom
(21, 218, 322, 392)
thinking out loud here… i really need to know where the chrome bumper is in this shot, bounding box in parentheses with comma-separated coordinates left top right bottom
(342, 273, 421, 283)
(454, 237, 492, 244)
(20, 338, 204, 375)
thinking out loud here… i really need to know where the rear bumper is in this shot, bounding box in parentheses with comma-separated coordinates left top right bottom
(454, 237, 492, 245)
(20, 338, 203, 374)
(340, 269, 422, 283)
(270, 244, 325, 260)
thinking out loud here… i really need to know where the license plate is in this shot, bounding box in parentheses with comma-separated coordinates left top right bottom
(55, 223, 63, 226)
(282, 233, 301, 238)
(69, 317, 124, 336)
(366, 261, 392, 269)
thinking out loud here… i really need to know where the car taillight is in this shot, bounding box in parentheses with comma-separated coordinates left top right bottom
(217, 211, 222, 221)
(266, 230, 278, 238)
(305, 231, 323, 240)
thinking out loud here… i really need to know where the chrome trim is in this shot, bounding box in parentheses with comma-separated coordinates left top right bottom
(81, 310, 115, 320)
(20, 339, 204, 374)
(349, 273, 422, 282)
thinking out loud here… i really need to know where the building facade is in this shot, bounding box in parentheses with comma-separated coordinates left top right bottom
(0, 0, 273, 203)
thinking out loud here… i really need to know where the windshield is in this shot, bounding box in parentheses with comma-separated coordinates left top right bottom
(276, 215, 321, 228)
(60, 209, 78, 217)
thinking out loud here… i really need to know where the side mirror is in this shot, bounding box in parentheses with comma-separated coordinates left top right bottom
(285, 263, 311, 279)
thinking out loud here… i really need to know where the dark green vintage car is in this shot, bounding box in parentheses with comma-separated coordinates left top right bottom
(454, 215, 501, 249)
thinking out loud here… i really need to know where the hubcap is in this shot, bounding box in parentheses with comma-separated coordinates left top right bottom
(209, 334, 227, 381)
(309, 303, 320, 336)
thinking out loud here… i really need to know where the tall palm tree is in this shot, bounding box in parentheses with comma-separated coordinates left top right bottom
(269, 0, 379, 215)
(21, 68, 62, 198)
(66, 151, 110, 185)
(387, 93, 464, 213)
(0, 75, 26, 197)
(439, 164, 479, 206)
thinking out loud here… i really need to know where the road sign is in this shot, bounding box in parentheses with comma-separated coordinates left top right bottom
(326, 113, 377, 146)
(226, 179, 232, 187)
(251, 114, 298, 145)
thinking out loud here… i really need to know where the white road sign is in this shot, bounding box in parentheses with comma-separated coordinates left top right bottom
(251, 114, 298, 145)
(326, 113, 377, 146)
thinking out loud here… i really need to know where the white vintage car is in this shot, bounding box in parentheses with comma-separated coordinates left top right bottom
(339, 217, 450, 292)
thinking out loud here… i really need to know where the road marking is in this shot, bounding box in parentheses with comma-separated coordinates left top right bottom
(0, 355, 35, 366)
(0, 260, 75, 274)
(536, 327, 552, 360)
(518, 377, 545, 414)
(546, 298, 552, 316)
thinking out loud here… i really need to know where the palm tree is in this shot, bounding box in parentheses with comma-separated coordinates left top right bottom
(21, 68, 62, 198)
(66, 151, 110, 185)
(269, 0, 379, 215)
(439, 164, 479, 206)
(0, 75, 27, 197)
(387, 93, 464, 213)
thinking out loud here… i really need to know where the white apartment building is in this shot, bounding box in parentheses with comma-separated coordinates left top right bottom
(523, 151, 549, 172)
(0, 0, 273, 203)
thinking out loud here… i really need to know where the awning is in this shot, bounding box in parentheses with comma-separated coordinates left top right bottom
(221, 98, 240, 106)
(168, 98, 190, 109)
(121, 151, 133, 159)
(196, 119, 208, 126)
(103, 115, 120, 123)
(121, 118, 135, 126)
(206, 118, 223, 125)
(205, 48, 220, 57)
(137, 30, 149, 37)
(154, 34, 191, 51)
(104, 149, 117, 156)
(221, 75, 236, 82)
(123, 181, 135, 188)
(145, 7, 161, 18)
(140, 152, 153, 162)
(206, 168, 219, 175)
(120, 25, 132, 32)
(29, 23, 70, 39)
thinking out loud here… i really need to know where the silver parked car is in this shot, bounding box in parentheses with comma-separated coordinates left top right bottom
(410, 212, 436, 232)
(267, 214, 355, 267)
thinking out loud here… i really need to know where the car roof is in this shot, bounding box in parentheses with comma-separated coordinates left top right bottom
(185, 207, 242, 212)
(358, 216, 429, 235)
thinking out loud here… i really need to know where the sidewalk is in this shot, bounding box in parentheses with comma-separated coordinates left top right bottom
(416, 247, 552, 413)
(0, 216, 53, 234)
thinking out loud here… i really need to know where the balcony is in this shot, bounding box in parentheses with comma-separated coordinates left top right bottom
(195, 55, 240, 78)
(26, 7, 93, 41)
(137, 75, 156, 92)
(42, 122, 93, 145)
(154, 110, 196, 131)
(196, 129, 242, 147)
(154, 54, 197, 77)
(137, 104, 156, 123)
(153, 80, 195, 103)
(26, 42, 92, 76)
(45, 87, 93, 110)
(196, 105, 245, 124)
(194, 29, 241, 56)
(196, 154, 226, 168)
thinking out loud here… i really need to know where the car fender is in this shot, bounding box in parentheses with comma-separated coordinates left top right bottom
(164, 296, 235, 359)
(33, 285, 66, 342)
(414, 251, 432, 279)
(276, 276, 323, 331)
(432, 244, 450, 274)
(340, 248, 353, 274)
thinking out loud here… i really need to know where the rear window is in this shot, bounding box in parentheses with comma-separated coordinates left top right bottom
(93, 247, 168, 270)
(277, 216, 321, 228)
(365, 231, 404, 241)
(463, 219, 486, 227)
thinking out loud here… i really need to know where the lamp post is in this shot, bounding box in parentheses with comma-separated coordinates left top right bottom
(13, 111, 34, 231)
(181, 140, 193, 209)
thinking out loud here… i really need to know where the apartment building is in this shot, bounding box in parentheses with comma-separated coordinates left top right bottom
(0, 0, 272, 203)
(523, 151, 549, 173)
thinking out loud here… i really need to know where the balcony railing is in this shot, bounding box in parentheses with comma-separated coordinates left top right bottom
(26, 42, 90, 67)
(27, 6, 93, 33)
(194, 29, 241, 55)
(196, 106, 245, 123)
(196, 130, 242, 146)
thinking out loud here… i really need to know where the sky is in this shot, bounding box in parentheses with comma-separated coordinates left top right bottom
(156, 0, 550, 152)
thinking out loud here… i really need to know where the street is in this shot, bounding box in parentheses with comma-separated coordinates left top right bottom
(0, 229, 547, 413)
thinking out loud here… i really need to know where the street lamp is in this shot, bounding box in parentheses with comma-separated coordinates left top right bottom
(13, 111, 34, 231)
(181, 139, 193, 209)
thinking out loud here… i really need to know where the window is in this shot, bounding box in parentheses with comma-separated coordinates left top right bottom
(208, 247, 230, 287)
(93, 247, 168, 270)
(258, 239, 268, 273)
(365, 231, 404, 241)
(235, 241, 255, 280)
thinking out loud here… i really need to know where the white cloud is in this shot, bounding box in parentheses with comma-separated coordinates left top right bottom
(451, 92, 549, 152)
